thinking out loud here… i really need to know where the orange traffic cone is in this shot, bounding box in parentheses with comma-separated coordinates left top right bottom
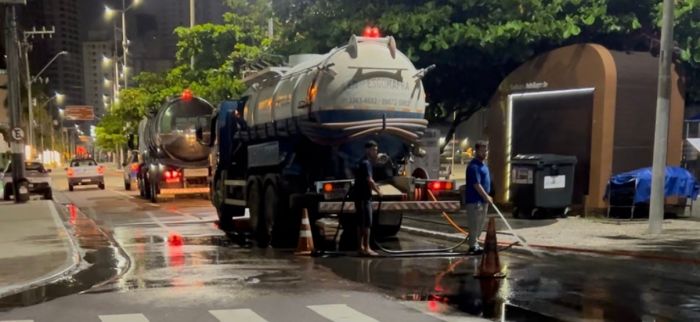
(475, 217, 505, 278)
(295, 208, 315, 255)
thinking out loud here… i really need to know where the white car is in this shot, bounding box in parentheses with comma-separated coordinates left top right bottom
(66, 158, 105, 191)
(2, 162, 53, 200)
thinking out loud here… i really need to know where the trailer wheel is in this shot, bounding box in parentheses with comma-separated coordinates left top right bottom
(373, 213, 403, 239)
(150, 181, 158, 203)
(214, 173, 243, 230)
(246, 176, 265, 247)
(261, 175, 296, 248)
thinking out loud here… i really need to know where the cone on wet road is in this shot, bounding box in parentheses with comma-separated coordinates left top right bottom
(475, 217, 505, 278)
(295, 208, 314, 255)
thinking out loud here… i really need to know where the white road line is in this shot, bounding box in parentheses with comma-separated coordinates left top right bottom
(148, 203, 160, 207)
(118, 219, 218, 227)
(107, 188, 135, 199)
(209, 309, 269, 322)
(145, 211, 169, 230)
(307, 304, 379, 322)
(0, 320, 34, 322)
(99, 314, 149, 322)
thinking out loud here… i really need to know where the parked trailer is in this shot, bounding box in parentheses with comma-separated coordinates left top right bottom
(202, 35, 460, 247)
(135, 92, 213, 202)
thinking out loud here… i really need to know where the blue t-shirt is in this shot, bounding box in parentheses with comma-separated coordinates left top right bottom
(465, 158, 491, 204)
(352, 158, 373, 201)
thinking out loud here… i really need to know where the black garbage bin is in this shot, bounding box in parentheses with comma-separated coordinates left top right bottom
(510, 154, 577, 218)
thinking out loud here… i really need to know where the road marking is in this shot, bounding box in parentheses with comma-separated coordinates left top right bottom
(145, 211, 169, 230)
(99, 314, 149, 322)
(118, 219, 218, 227)
(108, 188, 135, 199)
(0, 320, 34, 322)
(148, 203, 160, 207)
(209, 309, 268, 322)
(307, 304, 378, 322)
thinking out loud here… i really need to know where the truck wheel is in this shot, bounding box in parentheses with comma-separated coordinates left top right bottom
(99, 183, 105, 190)
(44, 189, 53, 200)
(150, 181, 158, 203)
(246, 176, 265, 247)
(213, 174, 243, 231)
(373, 213, 403, 239)
(3, 184, 12, 201)
(262, 176, 295, 248)
(68, 183, 74, 192)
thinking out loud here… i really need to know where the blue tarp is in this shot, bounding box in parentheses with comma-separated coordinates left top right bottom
(607, 166, 699, 203)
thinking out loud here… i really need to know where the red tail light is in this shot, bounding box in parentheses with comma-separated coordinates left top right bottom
(67, 168, 74, 177)
(97, 166, 105, 175)
(427, 180, 455, 191)
(323, 183, 334, 193)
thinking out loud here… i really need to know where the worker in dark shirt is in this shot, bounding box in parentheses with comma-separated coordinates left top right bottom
(353, 140, 383, 256)
(464, 141, 492, 254)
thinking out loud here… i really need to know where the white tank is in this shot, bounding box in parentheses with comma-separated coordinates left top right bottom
(242, 36, 428, 145)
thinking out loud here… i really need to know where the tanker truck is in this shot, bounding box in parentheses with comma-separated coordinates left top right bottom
(135, 91, 213, 202)
(200, 35, 460, 247)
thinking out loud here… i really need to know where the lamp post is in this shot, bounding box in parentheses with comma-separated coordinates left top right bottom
(24, 50, 68, 160)
(36, 92, 64, 162)
(105, 0, 141, 91)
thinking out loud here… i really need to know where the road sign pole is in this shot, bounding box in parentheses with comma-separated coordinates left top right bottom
(5, 5, 28, 202)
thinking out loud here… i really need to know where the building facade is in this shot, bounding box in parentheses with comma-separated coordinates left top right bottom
(82, 41, 114, 117)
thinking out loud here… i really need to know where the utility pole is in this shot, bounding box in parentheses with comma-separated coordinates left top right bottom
(649, 0, 675, 235)
(4, 3, 29, 203)
(22, 26, 56, 161)
(190, 0, 195, 69)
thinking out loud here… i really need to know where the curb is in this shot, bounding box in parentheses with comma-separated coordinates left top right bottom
(0, 200, 81, 298)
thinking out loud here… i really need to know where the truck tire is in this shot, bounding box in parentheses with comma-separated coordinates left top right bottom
(261, 175, 296, 248)
(246, 176, 266, 247)
(373, 213, 403, 239)
(99, 182, 105, 190)
(150, 181, 159, 203)
(213, 173, 244, 231)
(3, 184, 12, 201)
(44, 189, 53, 200)
(68, 183, 74, 192)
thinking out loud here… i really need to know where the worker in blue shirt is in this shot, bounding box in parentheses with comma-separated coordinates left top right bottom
(464, 141, 492, 254)
(352, 140, 383, 256)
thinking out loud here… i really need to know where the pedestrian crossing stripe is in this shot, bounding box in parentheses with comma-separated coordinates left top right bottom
(99, 314, 149, 322)
(308, 304, 379, 322)
(209, 309, 268, 322)
(1, 302, 475, 322)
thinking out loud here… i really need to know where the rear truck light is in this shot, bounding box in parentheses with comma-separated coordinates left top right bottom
(426, 180, 455, 192)
(315, 180, 354, 199)
(164, 169, 182, 183)
(67, 168, 74, 177)
(97, 166, 105, 175)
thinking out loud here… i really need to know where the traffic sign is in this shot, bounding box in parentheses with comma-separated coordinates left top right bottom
(11, 127, 24, 141)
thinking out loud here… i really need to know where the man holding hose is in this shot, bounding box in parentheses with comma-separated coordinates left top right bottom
(464, 141, 492, 255)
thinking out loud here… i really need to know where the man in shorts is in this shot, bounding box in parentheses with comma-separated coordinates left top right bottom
(353, 140, 383, 256)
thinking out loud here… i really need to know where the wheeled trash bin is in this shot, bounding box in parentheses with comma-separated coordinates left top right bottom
(510, 154, 577, 218)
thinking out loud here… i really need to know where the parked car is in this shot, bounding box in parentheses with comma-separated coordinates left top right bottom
(2, 162, 53, 200)
(66, 158, 105, 191)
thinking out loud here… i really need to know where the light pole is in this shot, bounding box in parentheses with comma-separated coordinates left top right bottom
(105, 0, 141, 91)
(649, 0, 676, 235)
(37, 92, 64, 161)
(24, 50, 68, 160)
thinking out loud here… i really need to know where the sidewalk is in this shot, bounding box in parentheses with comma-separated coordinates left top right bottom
(402, 211, 700, 262)
(0, 200, 79, 297)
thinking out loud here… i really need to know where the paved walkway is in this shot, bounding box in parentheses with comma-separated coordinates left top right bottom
(403, 210, 700, 262)
(0, 200, 79, 297)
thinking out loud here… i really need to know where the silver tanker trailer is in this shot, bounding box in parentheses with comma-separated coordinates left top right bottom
(136, 92, 213, 202)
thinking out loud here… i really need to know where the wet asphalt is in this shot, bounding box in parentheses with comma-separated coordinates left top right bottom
(0, 171, 699, 321)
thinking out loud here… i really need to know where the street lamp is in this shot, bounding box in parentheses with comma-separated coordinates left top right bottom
(105, 0, 142, 91)
(25, 50, 68, 160)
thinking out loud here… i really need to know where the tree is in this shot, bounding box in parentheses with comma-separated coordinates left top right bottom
(273, 0, 700, 152)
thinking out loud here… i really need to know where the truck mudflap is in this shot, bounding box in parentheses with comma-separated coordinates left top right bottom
(317, 200, 461, 214)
